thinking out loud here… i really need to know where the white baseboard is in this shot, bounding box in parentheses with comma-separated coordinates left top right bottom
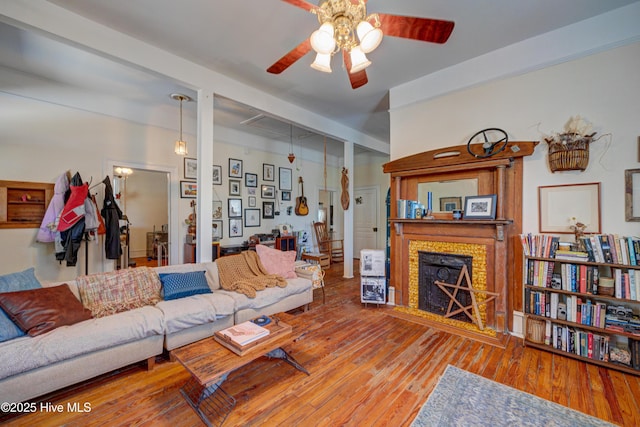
(511, 311, 524, 338)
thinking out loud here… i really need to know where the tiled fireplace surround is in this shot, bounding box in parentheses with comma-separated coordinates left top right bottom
(384, 142, 538, 347)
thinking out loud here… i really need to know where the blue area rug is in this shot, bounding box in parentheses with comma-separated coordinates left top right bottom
(411, 365, 614, 427)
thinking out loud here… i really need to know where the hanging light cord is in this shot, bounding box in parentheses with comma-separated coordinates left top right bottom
(179, 98, 184, 141)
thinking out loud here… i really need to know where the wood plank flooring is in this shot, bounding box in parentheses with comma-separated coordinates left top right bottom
(2, 262, 639, 426)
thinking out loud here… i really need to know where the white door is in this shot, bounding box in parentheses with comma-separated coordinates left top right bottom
(354, 186, 379, 258)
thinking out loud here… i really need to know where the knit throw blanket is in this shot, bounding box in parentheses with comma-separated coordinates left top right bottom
(217, 251, 287, 298)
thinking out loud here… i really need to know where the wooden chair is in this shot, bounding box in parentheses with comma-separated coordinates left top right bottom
(313, 221, 344, 264)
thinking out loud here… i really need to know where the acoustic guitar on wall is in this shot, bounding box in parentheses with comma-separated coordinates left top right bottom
(295, 176, 309, 216)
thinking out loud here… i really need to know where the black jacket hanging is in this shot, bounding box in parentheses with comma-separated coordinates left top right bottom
(101, 176, 123, 259)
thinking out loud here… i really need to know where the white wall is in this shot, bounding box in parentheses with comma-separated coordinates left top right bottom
(0, 91, 374, 281)
(390, 41, 640, 237)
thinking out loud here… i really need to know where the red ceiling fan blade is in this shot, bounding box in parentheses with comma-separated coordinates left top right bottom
(343, 50, 368, 89)
(267, 39, 312, 74)
(378, 14, 454, 44)
(281, 0, 317, 12)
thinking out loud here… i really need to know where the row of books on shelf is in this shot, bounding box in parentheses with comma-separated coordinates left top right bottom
(531, 319, 640, 370)
(526, 289, 640, 335)
(525, 259, 640, 301)
(580, 235, 640, 265)
(520, 233, 640, 266)
(550, 323, 610, 362)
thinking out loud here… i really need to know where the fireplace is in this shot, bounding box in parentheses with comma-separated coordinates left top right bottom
(418, 251, 473, 323)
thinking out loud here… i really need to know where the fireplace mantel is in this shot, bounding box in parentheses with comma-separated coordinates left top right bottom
(384, 141, 538, 345)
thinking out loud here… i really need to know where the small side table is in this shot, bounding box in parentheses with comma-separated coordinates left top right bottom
(301, 252, 330, 269)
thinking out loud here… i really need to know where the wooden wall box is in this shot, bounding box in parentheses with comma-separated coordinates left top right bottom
(0, 180, 54, 229)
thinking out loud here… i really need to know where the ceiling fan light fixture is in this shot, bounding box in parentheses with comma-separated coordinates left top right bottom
(349, 46, 371, 73)
(356, 21, 383, 53)
(311, 52, 332, 73)
(310, 22, 335, 54)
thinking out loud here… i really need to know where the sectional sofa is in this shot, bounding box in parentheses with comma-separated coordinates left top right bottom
(0, 249, 313, 404)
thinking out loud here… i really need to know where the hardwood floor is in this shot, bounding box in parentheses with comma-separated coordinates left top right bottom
(3, 262, 639, 426)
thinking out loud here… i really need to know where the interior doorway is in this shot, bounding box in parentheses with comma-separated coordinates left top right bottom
(108, 161, 177, 267)
(354, 186, 379, 257)
(317, 188, 342, 245)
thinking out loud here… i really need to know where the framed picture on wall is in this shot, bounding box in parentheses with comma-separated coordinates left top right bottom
(244, 209, 261, 227)
(229, 218, 243, 238)
(212, 165, 222, 185)
(281, 191, 291, 201)
(539, 183, 601, 233)
(212, 200, 223, 219)
(261, 185, 275, 199)
(184, 158, 197, 179)
(248, 196, 256, 207)
(229, 158, 243, 178)
(228, 198, 242, 218)
(245, 173, 258, 188)
(279, 167, 292, 191)
(212, 220, 223, 240)
(229, 179, 241, 196)
(263, 163, 275, 181)
(180, 181, 197, 198)
(263, 201, 274, 219)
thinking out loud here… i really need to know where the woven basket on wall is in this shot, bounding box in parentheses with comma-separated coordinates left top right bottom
(546, 133, 594, 172)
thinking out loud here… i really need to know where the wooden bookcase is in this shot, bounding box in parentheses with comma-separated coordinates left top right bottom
(0, 180, 54, 229)
(523, 249, 640, 376)
(275, 236, 296, 252)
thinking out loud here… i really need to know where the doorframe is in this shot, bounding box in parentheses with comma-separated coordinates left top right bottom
(354, 185, 380, 257)
(106, 160, 178, 265)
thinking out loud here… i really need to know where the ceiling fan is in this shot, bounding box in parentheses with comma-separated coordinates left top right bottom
(267, 0, 454, 89)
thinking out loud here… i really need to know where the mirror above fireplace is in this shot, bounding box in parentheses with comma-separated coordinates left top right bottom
(418, 179, 477, 213)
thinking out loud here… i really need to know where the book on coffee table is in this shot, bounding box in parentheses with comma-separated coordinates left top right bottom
(214, 317, 293, 356)
(216, 321, 270, 347)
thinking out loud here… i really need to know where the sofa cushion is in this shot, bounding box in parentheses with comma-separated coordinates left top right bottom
(0, 284, 93, 336)
(218, 276, 311, 310)
(255, 244, 297, 279)
(0, 268, 43, 342)
(0, 305, 164, 381)
(159, 271, 212, 300)
(156, 293, 236, 334)
(76, 267, 162, 318)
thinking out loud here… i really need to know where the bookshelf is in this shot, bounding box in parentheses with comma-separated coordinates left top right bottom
(522, 234, 640, 376)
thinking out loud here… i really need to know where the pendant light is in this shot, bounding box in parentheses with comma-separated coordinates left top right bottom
(288, 123, 296, 163)
(171, 93, 191, 155)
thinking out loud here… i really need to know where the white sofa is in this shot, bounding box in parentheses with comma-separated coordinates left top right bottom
(0, 260, 313, 403)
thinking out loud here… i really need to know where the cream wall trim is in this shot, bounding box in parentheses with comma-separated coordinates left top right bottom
(196, 89, 215, 262)
(390, 2, 640, 111)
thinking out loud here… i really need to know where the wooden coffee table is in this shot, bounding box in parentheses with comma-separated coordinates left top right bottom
(172, 313, 309, 426)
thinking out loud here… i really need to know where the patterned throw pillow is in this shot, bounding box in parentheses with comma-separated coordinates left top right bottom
(0, 268, 43, 342)
(76, 267, 162, 318)
(159, 271, 212, 301)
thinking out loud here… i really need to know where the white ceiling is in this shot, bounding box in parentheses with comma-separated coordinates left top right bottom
(1, 0, 638, 157)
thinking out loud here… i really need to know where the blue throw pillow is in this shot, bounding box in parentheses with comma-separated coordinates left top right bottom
(159, 271, 212, 301)
(0, 268, 43, 342)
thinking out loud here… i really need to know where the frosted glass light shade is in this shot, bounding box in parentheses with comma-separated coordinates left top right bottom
(310, 23, 336, 54)
(311, 52, 332, 73)
(356, 21, 383, 53)
(349, 46, 371, 73)
(174, 140, 188, 155)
